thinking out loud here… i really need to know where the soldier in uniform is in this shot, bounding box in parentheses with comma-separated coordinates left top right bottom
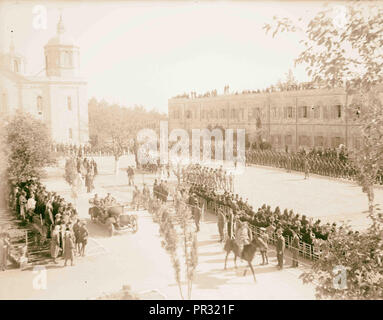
(291, 229, 300, 267)
(189, 194, 201, 232)
(304, 157, 310, 179)
(276, 229, 285, 269)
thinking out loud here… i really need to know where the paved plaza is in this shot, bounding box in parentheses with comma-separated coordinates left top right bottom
(1, 155, 380, 299)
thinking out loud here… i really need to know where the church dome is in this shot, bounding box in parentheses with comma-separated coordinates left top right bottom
(46, 34, 77, 47)
(45, 15, 78, 48)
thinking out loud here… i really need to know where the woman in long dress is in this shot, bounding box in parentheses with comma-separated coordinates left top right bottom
(63, 230, 75, 267)
(50, 225, 61, 264)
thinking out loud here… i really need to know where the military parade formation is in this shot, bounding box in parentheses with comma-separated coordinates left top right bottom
(246, 147, 383, 184)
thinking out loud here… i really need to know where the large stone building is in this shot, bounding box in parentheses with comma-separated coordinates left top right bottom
(168, 87, 368, 152)
(0, 16, 89, 144)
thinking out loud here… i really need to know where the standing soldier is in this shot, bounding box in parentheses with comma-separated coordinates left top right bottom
(291, 229, 300, 267)
(189, 194, 201, 232)
(304, 157, 310, 179)
(287, 155, 292, 173)
(276, 229, 285, 269)
(78, 222, 89, 257)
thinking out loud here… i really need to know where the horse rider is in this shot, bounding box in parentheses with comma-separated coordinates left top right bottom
(217, 209, 227, 242)
(235, 220, 252, 255)
(304, 157, 310, 179)
(227, 209, 235, 239)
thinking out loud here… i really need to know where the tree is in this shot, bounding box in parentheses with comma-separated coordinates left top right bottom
(264, 1, 383, 299)
(4, 112, 55, 186)
(88, 98, 166, 175)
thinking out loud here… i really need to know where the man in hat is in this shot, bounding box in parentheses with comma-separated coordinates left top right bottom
(78, 222, 89, 257)
(189, 194, 201, 232)
(63, 229, 75, 266)
(19, 191, 27, 221)
(276, 228, 285, 269)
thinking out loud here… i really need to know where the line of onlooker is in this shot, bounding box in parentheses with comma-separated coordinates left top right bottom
(9, 180, 89, 267)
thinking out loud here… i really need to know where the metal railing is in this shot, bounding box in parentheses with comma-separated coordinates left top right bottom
(196, 195, 320, 261)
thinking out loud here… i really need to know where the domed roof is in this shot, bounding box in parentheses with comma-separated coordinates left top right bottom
(45, 15, 78, 48)
(46, 34, 77, 47)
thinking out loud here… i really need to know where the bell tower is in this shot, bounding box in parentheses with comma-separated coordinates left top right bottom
(44, 15, 80, 77)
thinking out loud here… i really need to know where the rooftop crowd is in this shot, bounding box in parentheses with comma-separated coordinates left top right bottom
(172, 81, 321, 100)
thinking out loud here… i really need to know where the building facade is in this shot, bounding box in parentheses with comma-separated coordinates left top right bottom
(0, 16, 89, 144)
(168, 88, 370, 152)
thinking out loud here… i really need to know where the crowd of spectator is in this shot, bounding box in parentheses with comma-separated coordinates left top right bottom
(8, 180, 89, 266)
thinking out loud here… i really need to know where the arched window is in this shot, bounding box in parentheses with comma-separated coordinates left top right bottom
(64, 51, 72, 67)
(67, 96, 72, 111)
(37, 96, 43, 114)
(14, 60, 19, 72)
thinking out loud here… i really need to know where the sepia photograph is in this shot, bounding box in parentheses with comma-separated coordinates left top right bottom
(0, 0, 383, 303)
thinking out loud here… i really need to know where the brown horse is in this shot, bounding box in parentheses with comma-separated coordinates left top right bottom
(224, 237, 263, 282)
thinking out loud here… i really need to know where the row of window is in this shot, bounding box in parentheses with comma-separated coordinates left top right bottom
(35, 96, 72, 114)
(270, 134, 360, 149)
(172, 105, 345, 121)
(273, 105, 342, 120)
(45, 51, 73, 68)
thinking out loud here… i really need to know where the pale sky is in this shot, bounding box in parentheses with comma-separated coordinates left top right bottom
(0, 0, 333, 113)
